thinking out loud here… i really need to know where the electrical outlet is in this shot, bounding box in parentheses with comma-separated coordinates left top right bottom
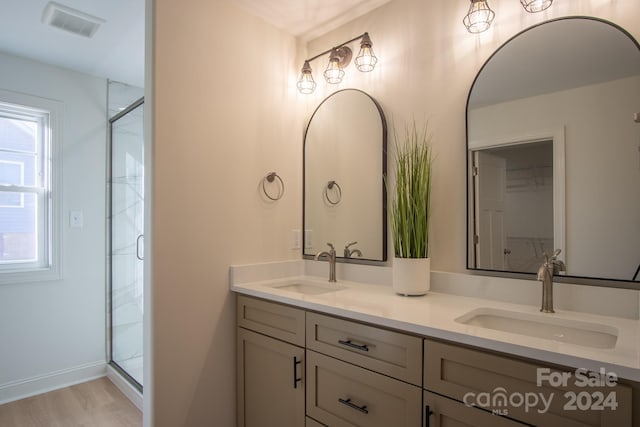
(304, 229, 313, 249)
(291, 229, 301, 249)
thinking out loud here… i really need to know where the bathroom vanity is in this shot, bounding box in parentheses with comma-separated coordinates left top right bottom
(232, 268, 639, 427)
(233, 12, 640, 427)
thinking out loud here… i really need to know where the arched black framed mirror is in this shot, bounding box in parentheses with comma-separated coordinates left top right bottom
(303, 89, 387, 263)
(466, 17, 640, 288)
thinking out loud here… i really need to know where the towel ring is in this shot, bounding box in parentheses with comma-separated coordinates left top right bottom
(262, 172, 284, 201)
(324, 180, 342, 205)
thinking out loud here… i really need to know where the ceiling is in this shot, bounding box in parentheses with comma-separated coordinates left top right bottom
(2, 2, 638, 100)
(0, 0, 145, 87)
(228, 0, 392, 40)
(0, 0, 390, 89)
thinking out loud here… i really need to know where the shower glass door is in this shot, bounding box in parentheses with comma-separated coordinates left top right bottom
(109, 97, 144, 389)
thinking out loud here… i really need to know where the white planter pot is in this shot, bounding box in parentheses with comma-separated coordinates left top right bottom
(392, 257, 431, 296)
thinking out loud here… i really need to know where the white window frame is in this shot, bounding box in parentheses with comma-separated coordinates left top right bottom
(0, 89, 61, 284)
(0, 160, 25, 208)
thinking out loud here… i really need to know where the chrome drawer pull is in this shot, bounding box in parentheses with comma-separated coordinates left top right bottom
(338, 398, 369, 414)
(338, 339, 369, 352)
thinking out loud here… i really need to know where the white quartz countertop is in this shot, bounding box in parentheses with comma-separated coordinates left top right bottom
(231, 276, 640, 382)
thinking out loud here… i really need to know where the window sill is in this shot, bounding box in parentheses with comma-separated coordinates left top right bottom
(0, 265, 62, 285)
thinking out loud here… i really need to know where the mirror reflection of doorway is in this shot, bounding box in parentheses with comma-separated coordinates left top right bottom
(109, 95, 144, 391)
(472, 140, 554, 273)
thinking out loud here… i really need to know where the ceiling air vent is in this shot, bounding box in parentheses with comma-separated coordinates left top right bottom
(42, 2, 105, 38)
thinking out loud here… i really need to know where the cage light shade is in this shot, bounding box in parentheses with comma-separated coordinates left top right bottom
(323, 50, 345, 84)
(355, 33, 378, 72)
(520, 0, 553, 12)
(297, 61, 316, 94)
(463, 0, 495, 34)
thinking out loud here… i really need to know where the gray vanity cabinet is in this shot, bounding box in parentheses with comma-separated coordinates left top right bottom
(423, 339, 632, 427)
(236, 295, 634, 427)
(236, 296, 422, 427)
(237, 296, 306, 427)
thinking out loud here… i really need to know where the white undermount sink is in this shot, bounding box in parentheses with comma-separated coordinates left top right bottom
(271, 282, 345, 295)
(455, 307, 618, 349)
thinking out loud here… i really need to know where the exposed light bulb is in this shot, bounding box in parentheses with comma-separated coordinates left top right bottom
(323, 49, 345, 84)
(521, 0, 553, 13)
(296, 61, 316, 94)
(463, 0, 495, 34)
(355, 33, 378, 72)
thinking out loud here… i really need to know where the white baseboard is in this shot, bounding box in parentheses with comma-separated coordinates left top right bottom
(106, 364, 143, 410)
(0, 361, 107, 405)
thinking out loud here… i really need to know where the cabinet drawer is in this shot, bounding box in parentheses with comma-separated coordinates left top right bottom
(306, 350, 422, 427)
(424, 391, 527, 426)
(424, 339, 631, 427)
(306, 312, 422, 386)
(237, 295, 305, 346)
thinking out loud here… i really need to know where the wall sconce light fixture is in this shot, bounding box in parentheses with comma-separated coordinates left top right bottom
(323, 47, 349, 84)
(463, 0, 495, 34)
(520, 0, 553, 13)
(355, 33, 378, 72)
(297, 32, 377, 94)
(297, 61, 316, 94)
(464, 0, 554, 34)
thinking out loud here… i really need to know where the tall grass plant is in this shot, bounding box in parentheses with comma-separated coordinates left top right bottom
(388, 121, 433, 258)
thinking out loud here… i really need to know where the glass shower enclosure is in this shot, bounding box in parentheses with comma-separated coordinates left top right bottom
(108, 95, 144, 390)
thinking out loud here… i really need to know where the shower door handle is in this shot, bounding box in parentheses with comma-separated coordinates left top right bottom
(136, 234, 144, 260)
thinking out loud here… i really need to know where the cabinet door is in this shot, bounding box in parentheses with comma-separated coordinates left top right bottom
(237, 328, 305, 427)
(424, 391, 527, 427)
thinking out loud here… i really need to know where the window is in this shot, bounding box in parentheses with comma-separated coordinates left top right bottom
(0, 90, 60, 282)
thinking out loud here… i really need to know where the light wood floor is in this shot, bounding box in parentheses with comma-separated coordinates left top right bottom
(0, 377, 142, 427)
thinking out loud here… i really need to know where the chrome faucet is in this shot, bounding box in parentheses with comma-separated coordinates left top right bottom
(343, 241, 363, 258)
(315, 243, 337, 282)
(537, 249, 566, 313)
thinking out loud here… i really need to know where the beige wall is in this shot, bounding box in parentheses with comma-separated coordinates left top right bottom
(151, 1, 300, 425)
(150, 0, 640, 425)
(304, 0, 640, 272)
